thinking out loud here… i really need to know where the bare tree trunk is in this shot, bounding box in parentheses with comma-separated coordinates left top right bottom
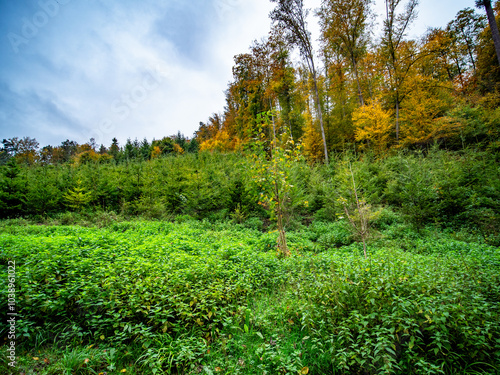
(483, 0, 500, 65)
(270, 98, 276, 140)
(274, 164, 289, 257)
(276, 205, 289, 257)
(396, 99, 400, 142)
(312, 70, 329, 164)
(308, 56, 329, 164)
(351, 57, 365, 106)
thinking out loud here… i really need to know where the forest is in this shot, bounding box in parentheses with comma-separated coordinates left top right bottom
(0, 0, 499, 374)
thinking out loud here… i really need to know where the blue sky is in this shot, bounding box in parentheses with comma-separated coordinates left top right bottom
(0, 0, 478, 148)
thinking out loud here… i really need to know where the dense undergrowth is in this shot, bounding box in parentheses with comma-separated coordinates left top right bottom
(1, 218, 499, 374)
(2, 148, 499, 244)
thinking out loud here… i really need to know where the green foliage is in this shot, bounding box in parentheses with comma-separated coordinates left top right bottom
(249, 110, 306, 256)
(63, 180, 92, 211)
(336, 161, 382, 257)
(0, 147, 498, 244)
(0, 158, 25, 218)
(1, 221, 499, 374)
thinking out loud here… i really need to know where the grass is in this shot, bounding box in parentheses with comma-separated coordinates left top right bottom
(0, 218, 499, 374)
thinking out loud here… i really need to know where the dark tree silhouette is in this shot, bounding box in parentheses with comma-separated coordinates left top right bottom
(476, 0, 500, 65)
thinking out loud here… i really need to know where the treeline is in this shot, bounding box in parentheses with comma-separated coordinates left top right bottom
(0, 132, 198, 167)
(2, 2, 500, 166)
(0, 148, 498, 245)
(196, 0, 500, 159)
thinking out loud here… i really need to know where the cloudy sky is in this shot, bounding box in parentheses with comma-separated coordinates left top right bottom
(0, 0, 477, 148)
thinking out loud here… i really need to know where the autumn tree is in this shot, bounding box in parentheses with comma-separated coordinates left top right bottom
(250, 111, 303, 257)
(398, 75, 455, 146)
(319, 0, 372, 106)
(352, 100, 392, 153)
(447, 8, 486, 73)
(217, 49, 271, 146)
(266, 26, 304, 141)
(200, 32, 300, 151)
(381, 0, 419, 141)
(422, 28, 464, 88)
(9, 137, 40, 165)
(270, 0, 329, 163)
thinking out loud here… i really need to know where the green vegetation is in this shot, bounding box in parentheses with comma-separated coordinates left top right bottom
(1, 218, 499, 374)
(1, 2, 499, 372)
(1, 144, 499, 373)
(1, 148, 498, 246)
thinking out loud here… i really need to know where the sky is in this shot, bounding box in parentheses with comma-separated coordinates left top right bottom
(0, 0, 478, 148)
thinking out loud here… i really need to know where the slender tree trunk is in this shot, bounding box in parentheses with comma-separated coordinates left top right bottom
(484, 0, 500, 65)
(276, 206, 289, 257)
(445, 66, 453, 82)
(454, 57, 466, 88)
(269, 98, 276, 140)
(311, 67, 329, 164)
(459, 29, 477, 70)
(274, 157, 289, 257)
(395, 97, 400, 142)
(351, 56, 365, 106)
(339, 66, 346, 120)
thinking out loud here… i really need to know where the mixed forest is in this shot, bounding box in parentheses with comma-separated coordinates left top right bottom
(1, 0, 500, 374)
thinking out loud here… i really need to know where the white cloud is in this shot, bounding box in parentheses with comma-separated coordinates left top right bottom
(0, 0, 479, 148)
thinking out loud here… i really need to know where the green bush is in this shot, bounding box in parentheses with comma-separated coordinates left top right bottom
(1, 221, 499, 373)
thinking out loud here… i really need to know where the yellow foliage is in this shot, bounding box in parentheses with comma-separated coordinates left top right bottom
(151, 146, 162, 159)
(199, 130, 242, 152)
(173, 143, 184, 155)
(73, 149, 102, 166)
(301, 111, 324, 163)
(399, 77, 454, 146)
(353, 100, 392, 153)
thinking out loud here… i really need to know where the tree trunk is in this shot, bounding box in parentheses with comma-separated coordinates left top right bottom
(269, 98, 276, 140)
(395, 98, 400, 142)
(351, 56, 365, 106)
(484, 0, 500, 65)
(274, 168, 289, 257)
(311, 69, 329, 164)
(276, 207, 289, 257)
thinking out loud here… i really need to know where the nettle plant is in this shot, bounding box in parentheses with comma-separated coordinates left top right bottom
(249, 110, 304, 257)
